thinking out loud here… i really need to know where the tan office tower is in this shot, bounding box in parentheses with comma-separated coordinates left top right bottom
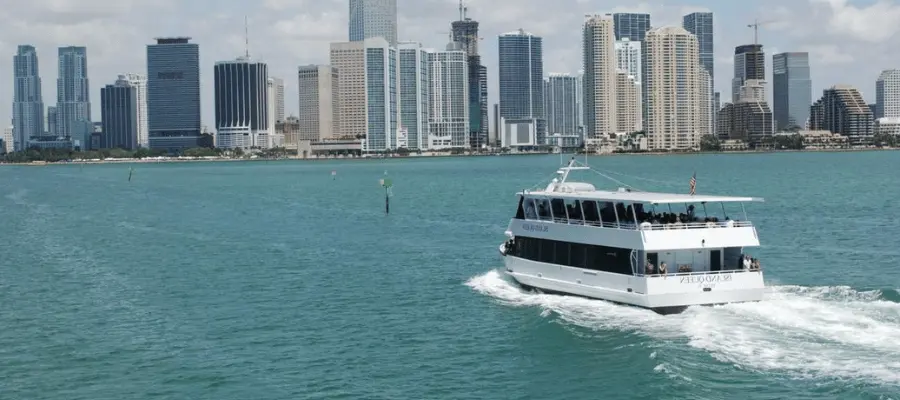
(615, 70, 641, 133)
(582, 14, 617, 138)
(298, 65, 340, 141)
(643, 26, 707, 150)
(329, 41, 366, 139)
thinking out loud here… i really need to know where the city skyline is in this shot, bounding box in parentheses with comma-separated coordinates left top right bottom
(0, 0, 897, 133)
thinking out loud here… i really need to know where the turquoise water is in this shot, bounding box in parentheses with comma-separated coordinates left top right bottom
(1, 152, 899, 399)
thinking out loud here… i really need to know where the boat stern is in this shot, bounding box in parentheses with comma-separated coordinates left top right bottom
(642, 270, 765, 309)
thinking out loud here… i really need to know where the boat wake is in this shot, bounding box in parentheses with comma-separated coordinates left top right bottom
(466, 269, 900, 386)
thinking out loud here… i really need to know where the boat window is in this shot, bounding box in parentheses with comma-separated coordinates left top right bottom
(511, 236, 634, 276)
(549, 198, 567, 222)
(514, 196, 525, 219)
(599, 201, 617, 225)
(581, 200, 600, 224)
(564, 198, 583, 224)
(523, 197, 538, 220)
(535, 198, 551, 220)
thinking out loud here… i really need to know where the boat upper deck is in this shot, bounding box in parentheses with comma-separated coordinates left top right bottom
(523, 188, 764, 205)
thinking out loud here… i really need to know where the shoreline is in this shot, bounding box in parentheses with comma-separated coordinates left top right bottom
(2, 147, 897, 166)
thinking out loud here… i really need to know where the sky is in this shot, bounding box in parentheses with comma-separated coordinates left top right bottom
(0, 0, 898, 131)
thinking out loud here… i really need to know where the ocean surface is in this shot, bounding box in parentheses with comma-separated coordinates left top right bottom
(1, 152, 899, 399)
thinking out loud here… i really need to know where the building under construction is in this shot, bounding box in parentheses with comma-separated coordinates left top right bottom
(808, 85, 874, 145)
(451, 1, 489, 148)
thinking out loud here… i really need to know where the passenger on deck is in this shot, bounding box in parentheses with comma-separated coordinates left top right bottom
(751, 258, 761, 271)
(658, 262, 668, 275)
(742, 255, 751, 270)
(646, 262, 655, 275)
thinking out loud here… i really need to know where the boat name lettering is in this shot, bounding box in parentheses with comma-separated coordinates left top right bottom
(522, 223, 548, 232)
(679, 274, 732, 284)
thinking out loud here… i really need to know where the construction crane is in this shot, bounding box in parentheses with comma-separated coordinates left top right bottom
(747, 19, 777, 46)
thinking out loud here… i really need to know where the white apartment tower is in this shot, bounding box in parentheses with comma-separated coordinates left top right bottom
(643, 26, 707, 150)
(582, 14, 617, 138)
(298, 65, 340, 141)
(116, 73, 148, 147)
(397, 41, 430, 150)
(427, 46, 469, 149)
(615, 70, 641, 133)
(876, 69, 900, 119)
(329, 37, 397, 151)
(270, 76, 285, 122)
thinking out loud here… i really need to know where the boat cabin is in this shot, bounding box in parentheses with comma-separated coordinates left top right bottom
(507, 185, 764, 278)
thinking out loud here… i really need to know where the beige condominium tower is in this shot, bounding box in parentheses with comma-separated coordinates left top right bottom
(582, 14, 617, 138)
(643, 26, 709, 150)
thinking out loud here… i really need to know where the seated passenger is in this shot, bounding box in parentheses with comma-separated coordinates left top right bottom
(658, 262, 668, 275)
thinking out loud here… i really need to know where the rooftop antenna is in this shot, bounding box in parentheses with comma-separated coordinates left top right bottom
(458, 0, 463, 20)
(244, 16, 250, 58)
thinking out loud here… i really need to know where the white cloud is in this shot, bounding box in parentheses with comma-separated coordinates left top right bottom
(0, 0, 896, 130)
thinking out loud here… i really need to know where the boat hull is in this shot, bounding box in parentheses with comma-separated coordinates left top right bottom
(503, 254, 764, 315)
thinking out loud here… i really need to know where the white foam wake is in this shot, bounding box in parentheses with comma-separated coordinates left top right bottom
(466, 270, 900, 386)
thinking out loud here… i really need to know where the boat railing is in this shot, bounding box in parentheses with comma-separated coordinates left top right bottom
(638, 268, 756, 278)
(536, 218, 752, 230)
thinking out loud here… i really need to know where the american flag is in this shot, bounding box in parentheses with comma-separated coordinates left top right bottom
(689, 172, 696, 195)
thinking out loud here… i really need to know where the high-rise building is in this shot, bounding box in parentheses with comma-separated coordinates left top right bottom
(451, 6, 488, 149)
(348, 0, 397, 45)
(297, 64, 340, 141)
(615, 70, 641, 133)
(582, 15, 617, 138)
(12, 45, 44, 151)
(732, 44, 765, 102)
(100, 80, 138, 149)
(56, 46, 91, 149)
(612, 13, 651, 41)
(716, 101, 773, 145)
(772, 52, 811, 130)
(147, 37, 202, 151)
(876, 69, 900, 119)
(2, 126, 12, 153)
(810, 85, 873, 144)
(115, 73, 148, 147)
(270, 76, 285, 122)
(469, 60, 488, 148)
(498, 29, 544, 144)
(427, 45, 469, 149)
(47, 106, 56, 136)
(614, 39, 641, 82)
(682, 12, 714, 83)
(544, 74, 578, 137)
(213, 57, 269, 149)
(451, 4, 479, 57)
(330, 38, 396, 151)
(266, 78, 279, 148)
(397, 42, 430, 150)
(643, 26, 707, 150)
(575, 70, 584, 131)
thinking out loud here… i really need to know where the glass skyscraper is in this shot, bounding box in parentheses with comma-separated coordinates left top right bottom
(13, 45, 44, 151)
(397, 42, 429, 150)
(100, 81, 138, 150)
(349, 0, 397, 45)
(772, 52, 811, 130)
(213, 58, 269, 149)
(364, 38, 397, 151)
(682, 12, 714, 82)
(612, 13, 651, 41)
(498, 29, 544, 143)
(146, 37, 201, 151)
(57, 46, 91, 149)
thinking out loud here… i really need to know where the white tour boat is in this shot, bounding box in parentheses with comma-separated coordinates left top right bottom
(499, 158, 765, 314)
